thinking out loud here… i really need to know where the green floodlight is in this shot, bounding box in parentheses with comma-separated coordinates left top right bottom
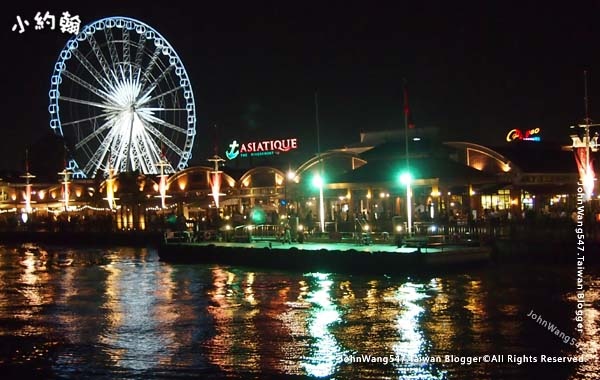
(312, 173, 324, 189)
(399, 172, 412, 185)
(250, 207, 266, 224)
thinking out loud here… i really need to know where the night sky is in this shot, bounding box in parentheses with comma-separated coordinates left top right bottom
(2, 1, 600, 174)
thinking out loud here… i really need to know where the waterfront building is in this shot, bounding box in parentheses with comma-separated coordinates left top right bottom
(0, 129, 597, 234)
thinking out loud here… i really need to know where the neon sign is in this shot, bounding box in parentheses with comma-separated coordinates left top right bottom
(506, 128, 541, 142)
(226, 138, 298, 160)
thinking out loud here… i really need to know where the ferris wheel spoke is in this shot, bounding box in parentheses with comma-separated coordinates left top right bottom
(139, 118, 184, 157)
(74, 118, 114, 150)
(83, 127, 117, 176)
(139, 84, 182, 107)
(61, 112, 114, 127)
(139, 46, 162, 90)
(139, 86, 183, 105)
(141, 108, 188, 111)
(137, 65, 175, 102)
(127, 142, 142, 172)
(103, 27, 120, 69)
(140, 112, 188, 134)
(123, 28, 130, 66)
(134, 132, 160, 173)
(62, 70, 111, 103)
(130, 113, 159, 173)
(114, 126, 131, 173)
(134, 33, 147, 71)
(86, 33, 113, 81)
(71, 49, 111, 92)
(59, 96, 122, 111)
(109, 130, 126, 172)
(142, 128, 165, 165)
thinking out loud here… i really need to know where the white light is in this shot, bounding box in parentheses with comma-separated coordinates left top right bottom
(312, 174, 323, 188)
(400, 172, 412, 185)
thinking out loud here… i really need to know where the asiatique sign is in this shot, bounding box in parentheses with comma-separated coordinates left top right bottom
(225, 138, 299, 160)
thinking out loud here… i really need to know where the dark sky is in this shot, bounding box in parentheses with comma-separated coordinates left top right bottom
(2, 1, 600, 173)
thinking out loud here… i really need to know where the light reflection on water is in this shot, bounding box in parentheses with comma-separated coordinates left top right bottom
(393, 282, 446, 379)
(0, 245, 598, 379)
(301, 272, 343, 377)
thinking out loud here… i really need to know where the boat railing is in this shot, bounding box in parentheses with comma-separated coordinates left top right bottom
(234, 224, 282, 242)
(164, 230, 192, 243)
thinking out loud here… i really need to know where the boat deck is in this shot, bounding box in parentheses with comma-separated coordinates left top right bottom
(159, 239, 492, 273)
(164, 239, 486, 255)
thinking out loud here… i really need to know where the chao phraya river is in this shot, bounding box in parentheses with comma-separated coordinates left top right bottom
(0, 245, 598, 379)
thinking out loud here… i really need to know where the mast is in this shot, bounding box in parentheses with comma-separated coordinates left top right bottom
(20, 149, 36, 222)
(570, 70, 599, 201)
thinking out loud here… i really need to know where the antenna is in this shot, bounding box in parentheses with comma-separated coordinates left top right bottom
(315, 91, 321, 157)
(584, 70, 591, 124)
(403, 79, 410, 170)
(213, 123, 219, 156)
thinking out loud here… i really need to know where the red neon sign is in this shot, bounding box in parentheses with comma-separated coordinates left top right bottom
(506, 128, 541, 142)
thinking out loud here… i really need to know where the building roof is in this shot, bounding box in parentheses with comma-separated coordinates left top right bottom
(491, 142, 579, 173)
(328, 156, 496, 187)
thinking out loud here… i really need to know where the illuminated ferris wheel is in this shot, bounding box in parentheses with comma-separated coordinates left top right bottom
(48, 16, 196, 178)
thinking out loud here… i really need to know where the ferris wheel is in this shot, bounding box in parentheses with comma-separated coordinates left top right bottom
(48, 16, 196, 178)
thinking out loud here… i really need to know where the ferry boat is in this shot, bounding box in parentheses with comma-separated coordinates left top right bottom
(158, 235, 492, 275)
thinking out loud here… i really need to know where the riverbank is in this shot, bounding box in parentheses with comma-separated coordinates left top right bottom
(0, 230, 162, 247)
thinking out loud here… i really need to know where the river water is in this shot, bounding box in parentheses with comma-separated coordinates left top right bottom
(0, 245, 598, 379)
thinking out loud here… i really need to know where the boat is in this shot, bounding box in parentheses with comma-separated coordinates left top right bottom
(158, 235, 492, 275)
(19, 242, 44, 254)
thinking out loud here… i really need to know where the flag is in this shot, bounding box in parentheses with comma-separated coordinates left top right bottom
(403, 85, 416, 129)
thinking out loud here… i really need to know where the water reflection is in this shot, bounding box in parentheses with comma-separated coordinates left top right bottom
(101, 259, 175, 371)
(573, 277, 600, 380)
(301, 272, 343, 377)
(207, 268, 261, 373)
(393, 282, 445, 379)
(0, 246, 598, 379)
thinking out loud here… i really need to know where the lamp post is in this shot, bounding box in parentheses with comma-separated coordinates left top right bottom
(285, 169, 296, 215)
(312, 173, 326, 233)
(58, 167, 71, 212)
(21, 150, 35, 224)
(155, 154, 171, 209)
(400, 172, 412, 236)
